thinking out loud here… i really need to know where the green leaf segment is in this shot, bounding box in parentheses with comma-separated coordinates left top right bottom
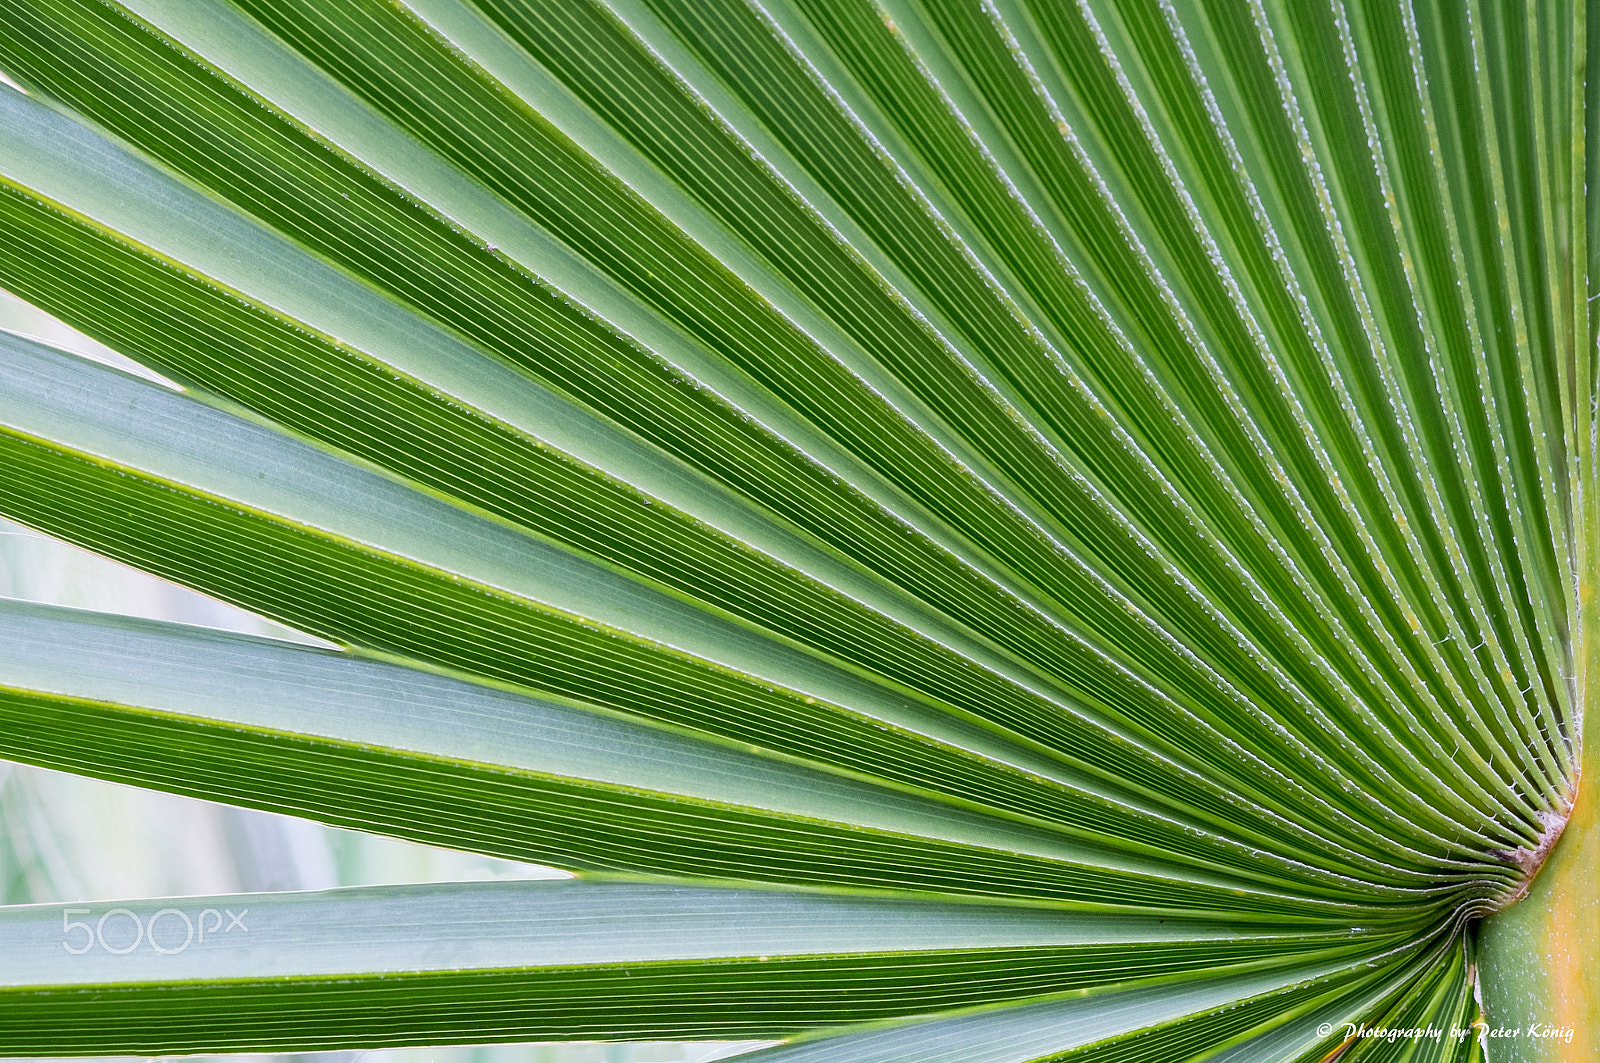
(0, 0, 1587, 1057)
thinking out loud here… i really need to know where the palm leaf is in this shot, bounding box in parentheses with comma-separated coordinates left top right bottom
(0, 0, 1589, 1057)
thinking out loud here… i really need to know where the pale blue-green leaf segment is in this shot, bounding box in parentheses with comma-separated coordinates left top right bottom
(0, 0, 1586, 1057)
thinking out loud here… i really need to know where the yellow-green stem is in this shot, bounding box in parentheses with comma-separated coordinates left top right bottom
(1476, 339, 1599, 1059)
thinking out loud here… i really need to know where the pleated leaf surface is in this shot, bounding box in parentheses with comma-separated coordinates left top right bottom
(0, 0, 1589, 1058)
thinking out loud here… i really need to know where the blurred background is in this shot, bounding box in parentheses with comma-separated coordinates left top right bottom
(0, 288, 768, 1063)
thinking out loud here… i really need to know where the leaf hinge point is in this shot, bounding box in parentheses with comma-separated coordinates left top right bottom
(1489, 801, 1573, 909)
